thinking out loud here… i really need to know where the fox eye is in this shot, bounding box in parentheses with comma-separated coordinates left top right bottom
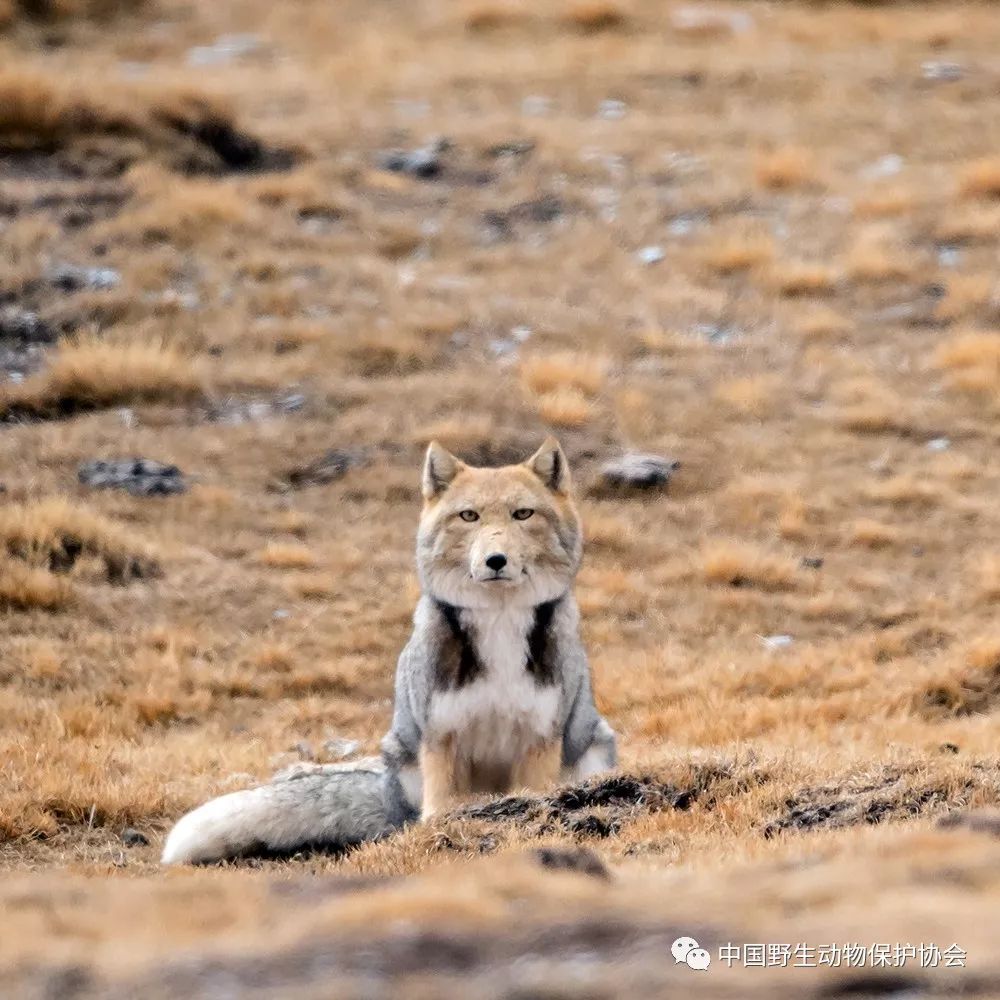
(512, 508, 534, 521)
(459, 510, 479, 522)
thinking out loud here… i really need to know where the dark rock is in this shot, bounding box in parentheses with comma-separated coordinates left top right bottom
(0, 305, 54, 344)
(48, 263, 121, 292)
(486, 139, 535, 159)
(78, 459, 187, 497)
(801, 556, 824, 570)
(284, 449, 364, 489)
(600, 453, 680, 491)
(533, 845, 610, 880)
(379, 138, 450, 179)
(121, 828, 150, 847)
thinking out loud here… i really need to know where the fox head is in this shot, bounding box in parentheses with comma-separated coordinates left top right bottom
(416, 437, 582, 609)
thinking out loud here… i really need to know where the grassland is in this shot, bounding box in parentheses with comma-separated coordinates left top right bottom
(4, 0, 1000, 996)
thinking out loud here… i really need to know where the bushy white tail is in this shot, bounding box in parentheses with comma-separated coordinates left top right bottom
(161, 759, 391, 865)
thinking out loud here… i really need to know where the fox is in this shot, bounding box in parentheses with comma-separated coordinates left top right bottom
(161, 437, 617, 864)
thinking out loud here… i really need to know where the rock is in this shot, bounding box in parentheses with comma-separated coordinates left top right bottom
(859, 154, 904, 181)
(922, 61, 964, 82)
(187, 33, 262, 68)
(48, 263, 121, 292)
(636, 245, 665, 266)
(379, 138, 450, 179)
(78, 459, 187, 497)
(121, 828, 149, 847)
(760, 634, 794, 651)
(284, 449, 363, 489)
(0, 306, 53, 344)
(671, 5, 754, 36)
(597, 99, 627, 120)
(600, 453, 680, 491)
(291, 740, 315, 761)
(323, 737, 361, 760)
(486, 139, 535, 158)
(926, 437, 951, 452)
(801, 556, 824, 570)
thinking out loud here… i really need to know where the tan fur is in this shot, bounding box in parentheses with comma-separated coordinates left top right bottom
(420, 741, 458, 820)
(510, 740, 563, 792)
(417, 437, 582, 610)
(420, 737, 563, 819)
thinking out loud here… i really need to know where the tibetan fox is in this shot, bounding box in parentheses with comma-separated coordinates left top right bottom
(162, 437, 616, 864)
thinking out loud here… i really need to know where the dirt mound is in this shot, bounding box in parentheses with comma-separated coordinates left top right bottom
(432, 771, 725, 854)
(0, 69, 294, 178)
(761, 767, 996, 839)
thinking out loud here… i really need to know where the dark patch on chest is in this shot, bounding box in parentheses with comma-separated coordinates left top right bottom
(526, 598, 559, 685)
(433, 598, 562, 690)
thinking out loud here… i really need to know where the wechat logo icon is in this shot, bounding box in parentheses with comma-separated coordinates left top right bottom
(672, 936, 712, 972)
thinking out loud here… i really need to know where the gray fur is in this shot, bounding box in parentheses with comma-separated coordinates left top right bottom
(160, 760, 390, 864)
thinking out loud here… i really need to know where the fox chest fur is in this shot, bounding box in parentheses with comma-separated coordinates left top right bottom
(426, 601, 561, 772)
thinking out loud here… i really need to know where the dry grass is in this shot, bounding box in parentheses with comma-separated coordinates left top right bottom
(5, 0, 1000, 991)
(754, 147, 819, 191)
(698, 232, 775, 275)
(521, 352, 606, 396)
(935, 330, 1000, 402)
(959, 157, 1000, 200)
(1, 334, 205, 416)
(0, 496, 158, 583)
(699, 541, 799, 592)
(534, 386, 593, 427)
(0, 557, 72, 610)
(255, 542, 319, 570)
(768, 260, 839, 297)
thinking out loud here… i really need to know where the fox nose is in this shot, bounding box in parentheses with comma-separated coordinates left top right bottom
(485, 553, 508, 573)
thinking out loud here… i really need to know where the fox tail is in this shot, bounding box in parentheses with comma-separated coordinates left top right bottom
(160, 759, 395, 865)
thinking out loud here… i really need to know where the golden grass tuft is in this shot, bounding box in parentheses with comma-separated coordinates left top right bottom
(535, 387, 593, 427)
(255, 542, 319, 570)
(768, 261, 838, 297)
(117, 169, 255, 244)
(936, 204, 1000, 244)
(521, 352, 606, 397)
(1, 334, 204, 417)
(794, 306, 851, 341)
(699, 541, 799, 592)
(754, 147, 819, 190)
(0, 558, 72, 610)
(920, 638, 1000, 717)
(846, 239, 914, 283)
(698, 232, 775, 275)
(462, 0, 533, 31)
(935, 331, 1000, 400)
(0, 497, 158, 583)
(850, 518, 901, 550)
(978, 555, 1000, 602)
(713, 375, 778, 418)
(934, 274, 997, 324)
(959, 158, 1000, 200)
(562, 0, 630, 33)
(853, 186, 918, 219)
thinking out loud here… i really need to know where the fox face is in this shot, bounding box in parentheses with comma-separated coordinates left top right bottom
(417, 437, 582, 609)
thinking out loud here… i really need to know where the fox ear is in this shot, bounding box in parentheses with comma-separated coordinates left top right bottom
(422, 441, 462, 499)
(525, 436, 570, 494)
